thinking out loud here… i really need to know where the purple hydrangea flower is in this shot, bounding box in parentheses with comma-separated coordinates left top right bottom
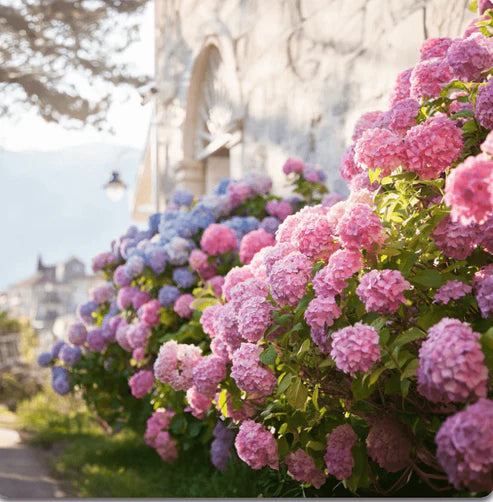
(158, 285, 181, 307)
(37, 352, 53, 367)
(172, 267, 197, 289)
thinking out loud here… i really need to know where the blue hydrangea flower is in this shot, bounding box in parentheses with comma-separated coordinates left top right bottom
(37, 352, 53, 367)
(148, 212, 163, 235)
(190, 205, 216, 229)
(173, 189, 195, 207)
(51, 340, 67, 358)
(125, 225, 139, 239)
(144, 245, 168, 274)
(120, 238, 138, 260)
(260, 216, 281, 235)
(158, 285, 181, 307)
(172, 267, 197, 289)
(214, 178, 231, 195)
(78, 300, 99, 324)
(222, 216, 260, 240)
(60, 345, 82, 367)
(51, 366, 71, 395)
(165, 237, 196, 266)
(124, 255, 145, 278)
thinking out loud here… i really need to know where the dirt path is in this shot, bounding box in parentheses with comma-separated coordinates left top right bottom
(0, 425, 64, 499)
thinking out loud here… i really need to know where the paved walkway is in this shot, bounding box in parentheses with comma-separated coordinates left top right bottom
(0, 426, 64, 499)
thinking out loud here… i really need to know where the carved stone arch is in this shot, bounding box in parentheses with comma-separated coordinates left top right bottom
(179, 35, 243, 195)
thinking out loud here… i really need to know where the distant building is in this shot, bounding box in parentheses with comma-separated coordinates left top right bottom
(7, 255, 103, 349)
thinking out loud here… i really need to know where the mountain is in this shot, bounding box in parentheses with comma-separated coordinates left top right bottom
(0, 144, 143, 290)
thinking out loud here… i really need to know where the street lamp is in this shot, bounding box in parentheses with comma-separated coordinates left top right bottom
(103, 171, 127, 202)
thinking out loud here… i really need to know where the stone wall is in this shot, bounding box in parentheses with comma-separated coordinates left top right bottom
(151, 0, 473, 199)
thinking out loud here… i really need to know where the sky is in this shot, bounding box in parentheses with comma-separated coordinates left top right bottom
(1, 2, 156, 290)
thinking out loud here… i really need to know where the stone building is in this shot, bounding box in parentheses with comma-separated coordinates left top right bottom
(131, 0, 473, 222)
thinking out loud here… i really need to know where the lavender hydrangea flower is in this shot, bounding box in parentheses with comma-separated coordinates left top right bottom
(51, 340, 67, 358)
(172, 267, 197, 289)
(37, 352, 53, 367)
(172, 189, 194, 207)
(78, 300, 98, 325)
(165, 237, 196, 266)
(51, 366, 71, 395)
(259, 216, 281, 235)
(60, 345, 82, 367)
(214, 178, 231, 195)
(158, 285, 181, 307)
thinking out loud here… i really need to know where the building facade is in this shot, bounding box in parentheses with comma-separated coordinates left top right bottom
(131, 0, 473, 222)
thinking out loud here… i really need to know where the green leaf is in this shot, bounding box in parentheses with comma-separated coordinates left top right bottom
(169, 415, 187, 435)
(351, 374, 377, 401)
(412, 269, 443, 288)
(312, 385, 319, 410)
(384, 373, 402, 395)
(391, 327, 426, 348)
(370, 317, 387, 331)
(277, 437, 289, 458)
(277, 374, 294, 395)
(346, 444, 370, 492)
(297, 338, 311, 356)
(189, 297, 220, 312)
(217, 389, 228, 417)
(306, 440, 326, 451)
(259, 345, 278, 365)
(286, 378, 309, 410)
(401, 358, 419, 380)
(369, 366, 386, 386)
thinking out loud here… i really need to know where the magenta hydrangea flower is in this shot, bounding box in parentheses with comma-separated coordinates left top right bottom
(416, 318, 488, 403)
(444, 154, 493, 225)
(475, 78, 493, 129)
(420, 37, 453, 60)
(200, 224, 238, 256)
(235, 420, 279, 470)
(239, 229, 276, 265)
(390, 67, 412, 106)
(336, 203, 386, 251)
(351, 111, 385, 141)
(313, 249, 364, 297)
(222, 266, 255, 302)
(478, 0, 493, 14)
(154, 340, 203, 391)
(474, 267, 493, 318)
(68, 322, 87, 346)
(432, 215, 479, 259)
(330, 323, 381, 376)
(127, 322, 151, 349)
(268, 251, 313, 307)
(291, 209, 339, 260)
(305, 296, 341, 330)
(132, 290, 151, 310)
(129, 369, 154, 399)
(410, 58, 454, 101)
(324, 424, 357, 480)
(354, 128, 407, 176)
(283, 157, 304, 174)
(366, 416, 412, 472)
(173, 293, 194, 319)
(385, 98, 421, 136)
(188, 249, 217, 279)
(192, 355, 227, 397)
(446, 35, 493, 81)
(114, 265, 132, 287)
(481, 130, 493, 155)
(285, 449, 326, 488)
(238, 296, 273, 343)
(266, 200, 293, 221)
(405, 115, 463, 180)
(434, 280, 472, 304)
(356, 269, 410, 314)
(185, 386, 211, 420)
(435, 398, 493, 492)
(86, 328, 107, 352)
(139, 299, 162, 327)
(231, 343, 277, 397)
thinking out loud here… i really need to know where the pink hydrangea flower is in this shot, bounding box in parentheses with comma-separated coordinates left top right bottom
(444, 154, 493, 225)
(481, 130, 493, 155)
(185, 386, 211, 420)
(326, 200, 348, 229)
(446, 35, 493, 81)
(189, 249, 217, 279)
(339, 144, 362, 181)
(304, 297, 341, 330)
(291, 209, 340, 260)
(145, 409, 175, 448)
(200, 224, 238, 256)
(263, 243, 296, 275)
(410, 58, 454, 101)
(432, 215, 479, 259)
(322, 192, 345, 207)
(115, 321, 132, 352)
(354, 128, 407, 176)
(173, 293, 194, 319)
(435, 398, 493, 492)
(231, 343, 277, 397)
(356, 269, 410, 314)
(132, 347, 146, 361)
(268, 251, 313, 307)
(330, 323, 381, 376)
(140, 299, 162, 327)
(127, 322, 151, 349)
(384, 98, 421, 136)
(266, 200, 293, 221)
(213, 302, 243, 357)
(475, 76, 493, 129)
(235, 420, 279, 470)
(200, 304, 222, 338)
(434, 280, 472, 304)
(336, 203, 386, 251)
(283, 157, 304, 174)
(192, 355, 227, 397)
(114, 265, 132, 287)
(420, 37, 453, 60)
(91, 252, 116, 273)
(132, 290, 151, 310)
(416, 318, 488, 403)
(238, 296, 273, 343)
(275, 212, 303, 244)
(285, 449, 326, 488)
(117, 286, 138, 310)
(324, 424, 357, 480)
(154, 340, 202, 391)
(313, 249, 364, 297)
(478, 0, 493, 14)
(405, 115, 463, 180)
(86, 328, 107, 352)
(366, 416, 412, 472)
(129, 369, 154, 399)
(351, 111, 385, 141)
(154, 431, 179, 462)
(248, 246, 272, 280)
(390, 67, 412, 106)
(239, 229, 276, 265)
(206, 275, 225, 296)
(222, 266, 255, 301)
(227, 182, 253, 207)
(91, 283, 115, 304)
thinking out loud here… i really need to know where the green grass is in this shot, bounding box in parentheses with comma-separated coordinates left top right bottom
(15, 389, 293, 498)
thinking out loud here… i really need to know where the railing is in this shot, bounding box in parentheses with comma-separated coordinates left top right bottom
(0, 334, 21, 370)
